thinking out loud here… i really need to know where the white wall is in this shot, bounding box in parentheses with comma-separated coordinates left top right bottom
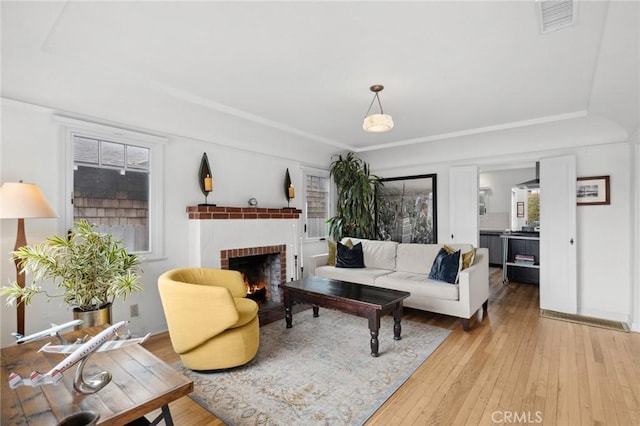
(0, 99, 327, 347)
(360, 120, 635, 326)
(634, 134, 640, 331)
(1, 100, 64, 343)
(575, 144, 631, 322)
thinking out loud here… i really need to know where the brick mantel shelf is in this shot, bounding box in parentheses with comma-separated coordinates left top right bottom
(187, 206, 302, 220)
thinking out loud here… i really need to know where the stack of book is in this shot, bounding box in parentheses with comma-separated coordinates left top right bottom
(514, 254, 536, 265)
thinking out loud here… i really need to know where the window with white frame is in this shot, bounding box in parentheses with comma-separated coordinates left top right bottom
(56, 116, 166, 257)
(303, 167, 331, 240)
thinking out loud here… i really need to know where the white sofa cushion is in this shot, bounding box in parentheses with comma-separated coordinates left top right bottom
(375, 271, 460, 301)
(314, 265, 393, 286)
(342, 238, 398, 270)
(395, 244, 442, 275)
(395, 243, 474, 275)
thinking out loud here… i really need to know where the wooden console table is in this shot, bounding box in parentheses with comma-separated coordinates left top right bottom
(1, 325, 193, 425)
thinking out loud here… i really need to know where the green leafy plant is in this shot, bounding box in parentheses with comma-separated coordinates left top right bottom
(1, 219, 142, 311)
(327, 152, 383, 241)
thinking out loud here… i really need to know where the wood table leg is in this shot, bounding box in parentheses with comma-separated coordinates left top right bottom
(285, 306, 292, 328)
(368, 313, 381, 357)
(284, 290, 293, 328)
(393, 302, 403, 340)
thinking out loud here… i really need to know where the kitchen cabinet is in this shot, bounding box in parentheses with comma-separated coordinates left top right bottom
(479, 231, 503, 266)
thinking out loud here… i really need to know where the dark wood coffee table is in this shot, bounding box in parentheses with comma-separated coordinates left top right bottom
(282, 276, 410, 357)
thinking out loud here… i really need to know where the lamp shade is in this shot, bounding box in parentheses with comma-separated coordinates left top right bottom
(363, 113, 394, 133)
(0, 182, 58, 219)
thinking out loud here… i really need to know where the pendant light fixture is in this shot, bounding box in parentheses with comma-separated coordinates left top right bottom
(363, 84, 394, 133)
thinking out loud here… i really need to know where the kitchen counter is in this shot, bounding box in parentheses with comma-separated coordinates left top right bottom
(502, 231, 539, 238)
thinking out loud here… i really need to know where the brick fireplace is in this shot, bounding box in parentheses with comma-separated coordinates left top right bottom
(187, 205, 302, 287)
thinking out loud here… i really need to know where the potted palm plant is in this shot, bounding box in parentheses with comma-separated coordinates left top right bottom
(1, 219, 142, 328)
(327, 152, 383, 241)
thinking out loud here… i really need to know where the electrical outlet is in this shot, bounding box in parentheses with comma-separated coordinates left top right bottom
(130, 304, 139, 318)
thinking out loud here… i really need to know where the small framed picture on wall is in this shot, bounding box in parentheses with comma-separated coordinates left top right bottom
(576, 175, 610, 206)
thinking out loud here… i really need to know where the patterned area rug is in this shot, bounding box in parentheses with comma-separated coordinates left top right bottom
(175, 309, 451, 425)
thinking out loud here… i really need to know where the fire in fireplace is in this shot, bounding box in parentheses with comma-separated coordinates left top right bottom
(229, 253, 280, 302)
(221, 244, 286, 304)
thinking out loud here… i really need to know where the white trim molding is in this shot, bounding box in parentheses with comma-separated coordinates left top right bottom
(54, 115, 167, 261)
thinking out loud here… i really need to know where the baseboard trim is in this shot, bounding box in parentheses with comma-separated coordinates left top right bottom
(540, 309, 630, 332)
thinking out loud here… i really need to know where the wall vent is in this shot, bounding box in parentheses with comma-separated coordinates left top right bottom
(537, 0, 576, 34)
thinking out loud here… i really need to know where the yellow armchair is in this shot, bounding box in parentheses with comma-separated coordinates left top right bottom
(158, 268, 259, 370)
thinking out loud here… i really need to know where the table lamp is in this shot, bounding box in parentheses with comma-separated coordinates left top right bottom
(0, 181, 58, 335)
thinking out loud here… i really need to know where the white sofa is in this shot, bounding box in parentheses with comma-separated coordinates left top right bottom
(307, 238, 489, 331)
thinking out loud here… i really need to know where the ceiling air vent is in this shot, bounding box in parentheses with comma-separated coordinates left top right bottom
(537, 0, 576, 34)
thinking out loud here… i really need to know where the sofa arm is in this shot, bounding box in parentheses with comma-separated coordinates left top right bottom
(457, 247, 489, 318)
(308, 253, 329, 276)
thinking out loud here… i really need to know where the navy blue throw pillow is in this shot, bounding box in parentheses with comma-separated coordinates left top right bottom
(336, 242, 365, 268)
(428, 247, 461, 284)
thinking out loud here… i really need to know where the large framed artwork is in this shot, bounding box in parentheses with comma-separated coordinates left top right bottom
(376, 174, 437, 243)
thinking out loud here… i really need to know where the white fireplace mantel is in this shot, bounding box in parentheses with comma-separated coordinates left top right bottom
(187, 206, 303, 281)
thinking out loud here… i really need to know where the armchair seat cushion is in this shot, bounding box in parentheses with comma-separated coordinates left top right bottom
(232, 297, 260, 328)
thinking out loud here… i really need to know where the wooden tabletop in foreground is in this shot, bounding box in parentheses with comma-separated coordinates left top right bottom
(1, 325, 193, 425)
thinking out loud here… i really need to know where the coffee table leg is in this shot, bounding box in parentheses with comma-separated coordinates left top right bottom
(368, 314, 381, 357)
(284, 291, 293, 328)
(285, 306, 292, 328)
(393, 302, 403, 340)
(312, 305, 319, 317)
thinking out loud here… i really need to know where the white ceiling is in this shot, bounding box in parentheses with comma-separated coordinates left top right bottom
(1, 1, 638, 154)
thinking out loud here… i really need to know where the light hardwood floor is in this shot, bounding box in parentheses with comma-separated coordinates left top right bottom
(143, 269, 640, 425)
